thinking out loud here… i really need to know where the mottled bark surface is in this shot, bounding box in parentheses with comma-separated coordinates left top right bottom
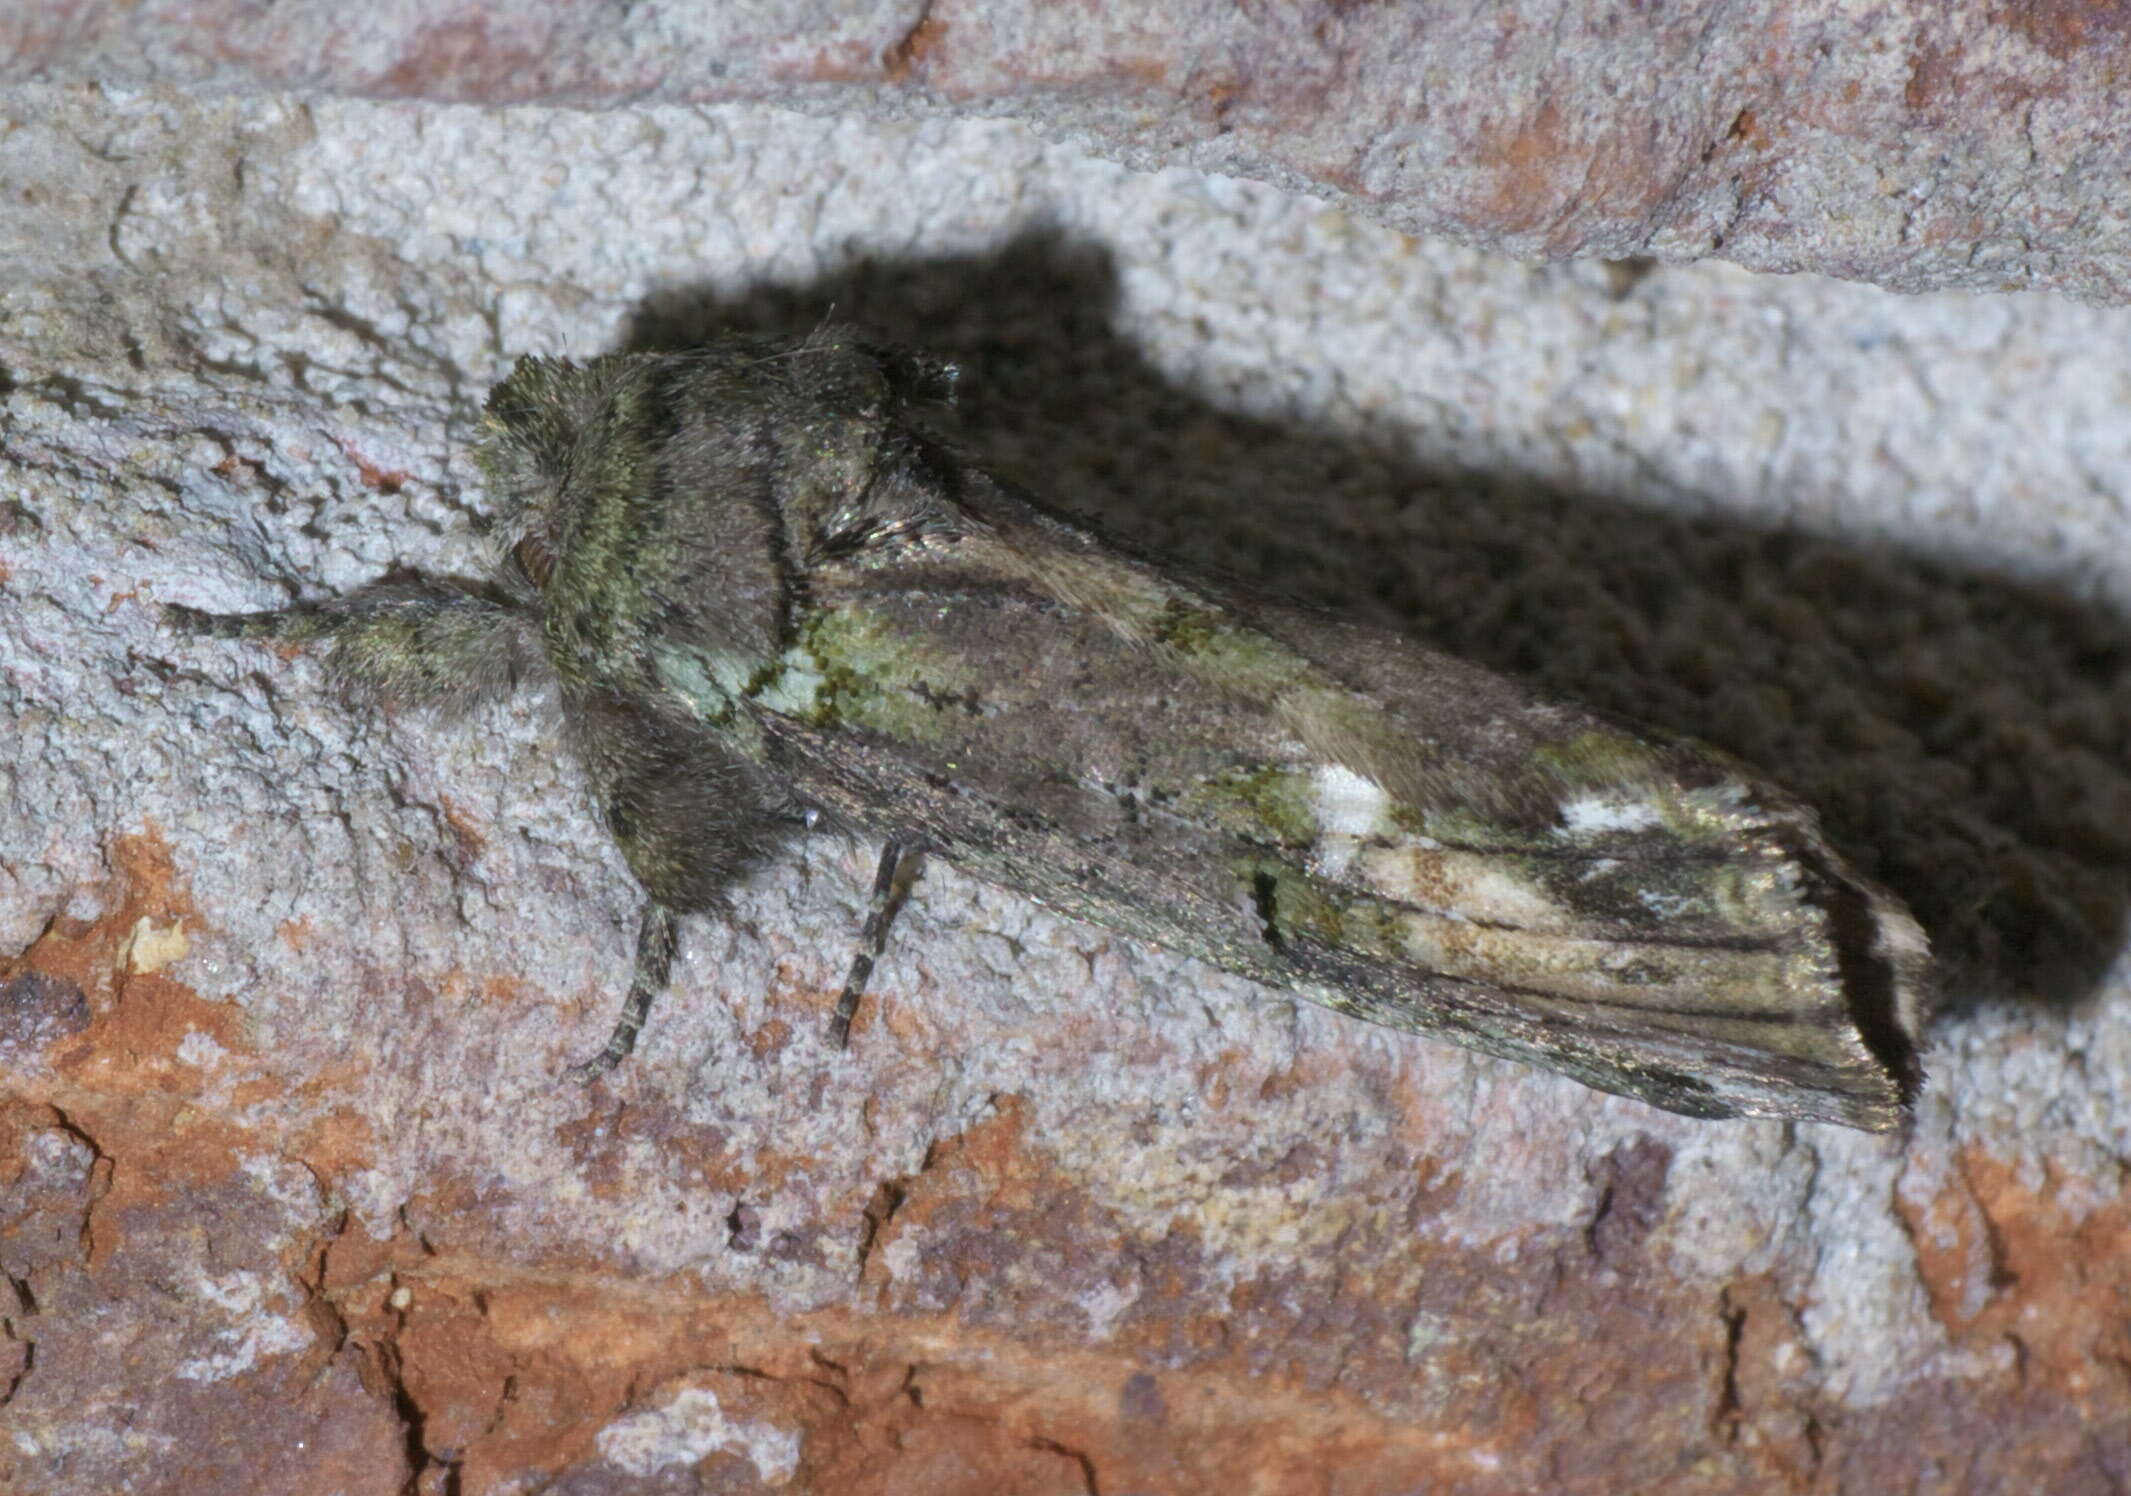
(4, 84, 2131, 1494)
(8, 0, 2131, 302)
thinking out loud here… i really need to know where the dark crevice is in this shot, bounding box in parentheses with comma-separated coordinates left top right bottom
(1714, 1290, 1747, 1441)
(881, 0, 939, 80)
(378, 1338, 451, 1496)
(295, 1210, 353, 1385)
(38, 1105, 113, 1266)
(726, 1200, 762, 1252)
(856, 1175, 910, 1278)
(301, 291, 401, 357)
(1030, 1434, 1102, 1495)
(1250, 869, 1282, 952)
(37, 373, 125, 419)
(0, 1269, 34, 1406)
(106, 181, 137, 265)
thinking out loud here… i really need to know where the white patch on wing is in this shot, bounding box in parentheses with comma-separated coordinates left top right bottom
(1305, 762, 1585, 930)
(1312, 764, 1392, 835)
(1638, 887, 1694, 919)
(1354, 844, 1566, 927)
(1557, 794, 1665, 837)
(1308, 763, 1392, 880)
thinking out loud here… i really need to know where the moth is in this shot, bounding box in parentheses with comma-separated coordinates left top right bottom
(170, 331, 1931, 1130)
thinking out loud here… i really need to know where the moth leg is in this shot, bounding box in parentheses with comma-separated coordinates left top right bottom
(567, 695, 791, 1079)
(829, 838, 927, 1047)
(166, 580, 534, 712)
(565, 901, 681, 1083)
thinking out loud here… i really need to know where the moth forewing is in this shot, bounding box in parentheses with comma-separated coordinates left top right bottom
(173, 333, 1931, 1130)
(749, 502, 1929, 1130)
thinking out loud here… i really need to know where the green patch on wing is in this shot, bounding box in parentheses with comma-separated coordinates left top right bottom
(758, 604, 978, 745)
(1241, 857, 1404, 959)
(1385, 800, 1530, 847)
(1151, 598, 1341, 703)
(1182, 766, 1321, 848)
(1529, 729, 1678, 790)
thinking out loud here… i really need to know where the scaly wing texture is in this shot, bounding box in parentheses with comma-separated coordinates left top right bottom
(658, 467, 1929, 1128)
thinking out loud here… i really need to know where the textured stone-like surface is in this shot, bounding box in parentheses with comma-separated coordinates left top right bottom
(8, 0, 2131, 302)
(5, 84, 2131, 1493)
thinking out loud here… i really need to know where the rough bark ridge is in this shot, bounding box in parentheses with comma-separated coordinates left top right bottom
(7, 0, 2131, 302)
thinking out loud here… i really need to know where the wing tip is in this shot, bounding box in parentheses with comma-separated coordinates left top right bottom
(1815, 855, 1934, 1112)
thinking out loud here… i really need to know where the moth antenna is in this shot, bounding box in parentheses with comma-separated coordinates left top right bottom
(567, 902, 681, 1083)
(830, 839, 926, 1047)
